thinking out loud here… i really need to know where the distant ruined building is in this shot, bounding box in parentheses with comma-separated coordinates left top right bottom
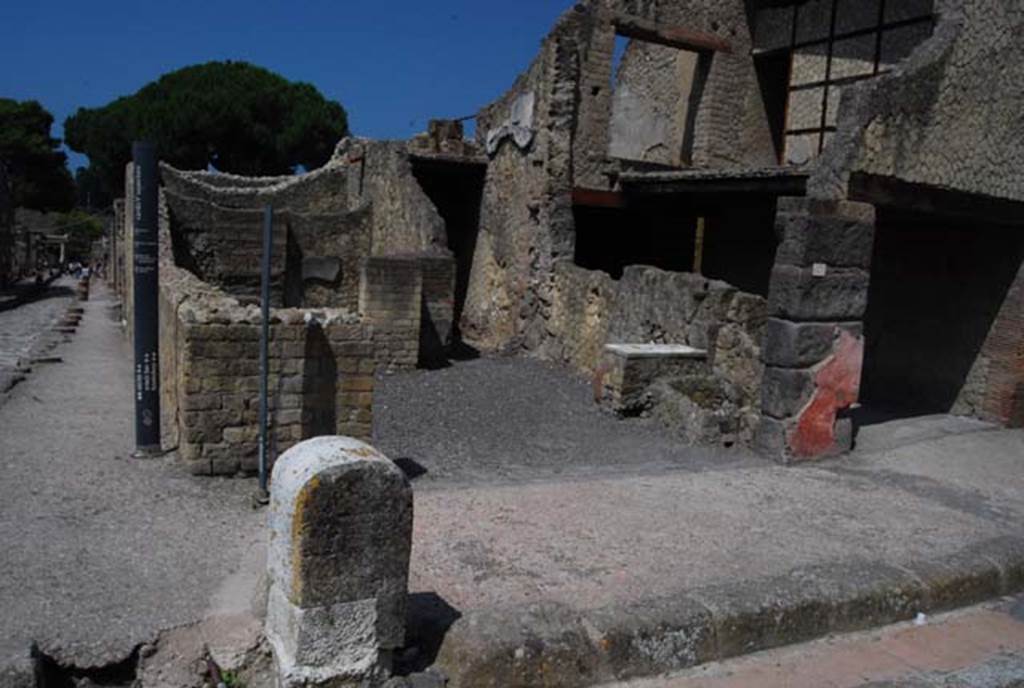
(111, 0, 1024, 473)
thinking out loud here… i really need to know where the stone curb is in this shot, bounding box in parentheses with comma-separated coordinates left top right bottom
(433, 535, 1024, 687)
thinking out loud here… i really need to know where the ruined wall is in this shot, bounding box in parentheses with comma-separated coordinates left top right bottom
(608, 40, 700, 166)
(574, 0, 778, 189)
(158, 261, 375, 476)
(160, 163, 351, 214)
(543, 261, 767, 442)
(359, 257, 422, 372)
(812, 0, 1024, 204)
(463, 7, 580, 352)
(756, 198, 874, 463)
(108, 168, 379, 476)
(164, 190, 373, 309)
(336, 139, 449, 256)
(164, 193, 289, 301)
(464, 0, 779, 354)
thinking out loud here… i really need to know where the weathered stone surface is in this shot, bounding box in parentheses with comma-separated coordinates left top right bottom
(0, 647, 34, 688)
(752, 414, 791, 462)
(768, 265, 870, 321)
(302, 256, 342, 284)
(761, 366, 816, 420)
(762, 318, 837, 368)
(266, 436, 413, 687)
(586, 595, 715, 682)
(774, 206, 876, 269)
(436, 602, 600, 688)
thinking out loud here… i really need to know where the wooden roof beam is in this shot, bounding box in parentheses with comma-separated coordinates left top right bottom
(613, 15, 733, 54)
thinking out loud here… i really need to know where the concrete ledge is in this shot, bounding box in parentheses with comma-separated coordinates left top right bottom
(433, 536, 1024, 687)
(604, 343, 708, 359)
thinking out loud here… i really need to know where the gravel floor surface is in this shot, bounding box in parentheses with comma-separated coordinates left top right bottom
(373, 355, 759, 489)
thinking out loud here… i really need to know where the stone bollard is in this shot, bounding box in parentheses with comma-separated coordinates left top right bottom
(266, 436, 413, 687)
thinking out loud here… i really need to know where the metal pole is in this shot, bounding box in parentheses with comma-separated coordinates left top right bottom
(257, 205, 273, 498)
(131, 142, 161, 456)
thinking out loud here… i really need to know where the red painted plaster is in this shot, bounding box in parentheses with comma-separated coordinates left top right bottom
(789, 330, 863, 458)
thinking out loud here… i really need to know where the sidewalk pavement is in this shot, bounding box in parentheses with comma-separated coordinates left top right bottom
(0, 282, 264, 677)
(408, 423, 1024, 685)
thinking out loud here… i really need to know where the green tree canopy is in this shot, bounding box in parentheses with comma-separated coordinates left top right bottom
(58, 209, 105, 262)
(0, 99, 76, 212)
(74, 165, 112, 209)
(65, 61, 350, 198)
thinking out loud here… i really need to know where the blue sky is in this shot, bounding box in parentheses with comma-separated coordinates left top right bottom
(0, 1, 570, 171)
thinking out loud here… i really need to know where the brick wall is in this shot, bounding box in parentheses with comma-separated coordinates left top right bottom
(160, 263, 375, 476)
(359, 256, 422, 372)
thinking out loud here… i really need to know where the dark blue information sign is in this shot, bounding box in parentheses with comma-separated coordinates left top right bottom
(132, 141, 161, 454)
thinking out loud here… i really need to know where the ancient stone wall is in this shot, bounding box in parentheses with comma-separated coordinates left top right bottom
(419, 255, 457, 367)
(163, 190, 373, 309)
(463, 8, 579, 352)
(464, 0, 778, 355)
(811, 0, 1024, 204)
(160, 163, 351, 214)
(359, 257, 422, 372)
(336, 138, 449, 256)
(158, 260, 375, 476)
(608, 40, 701, 166)
(542, 261, 767, 444)
(106, 173, 380, 476)
(574, 0, 777, 189)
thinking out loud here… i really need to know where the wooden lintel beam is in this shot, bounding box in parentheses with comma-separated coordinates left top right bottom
(573, 188, 627, 209)
(613, 15, 732, 54)
(848, 172, 1024, 227)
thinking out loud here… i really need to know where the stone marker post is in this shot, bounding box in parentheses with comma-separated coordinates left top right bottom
(266, 436, 413, 687)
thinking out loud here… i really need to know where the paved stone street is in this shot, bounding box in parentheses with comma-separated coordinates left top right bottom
(0, 278, 75, 401)
(0, 282, 264, 674)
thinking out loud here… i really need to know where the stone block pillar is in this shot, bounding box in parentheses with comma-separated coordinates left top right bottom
(266, 436, 413, 687)
(755, 198, 875, 463)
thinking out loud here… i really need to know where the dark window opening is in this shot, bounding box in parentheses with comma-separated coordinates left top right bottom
(755, 0, 937, 164)
(572, 194, 778, 296)
(573, 199, 696, 280)
(700, 196, 779, 297)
